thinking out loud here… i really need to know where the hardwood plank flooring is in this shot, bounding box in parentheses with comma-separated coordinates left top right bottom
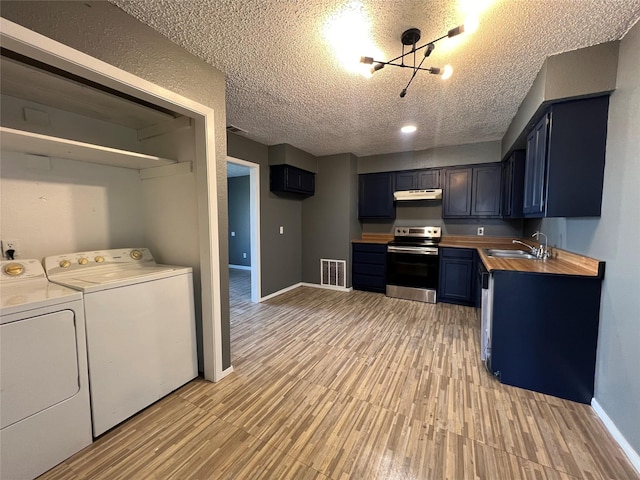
(39, 270, 638, 479)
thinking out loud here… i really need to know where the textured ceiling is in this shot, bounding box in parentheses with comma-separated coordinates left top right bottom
(111, 0, 640, 157)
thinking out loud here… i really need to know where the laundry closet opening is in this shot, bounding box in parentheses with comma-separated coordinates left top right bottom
(0, 19, 228, 381)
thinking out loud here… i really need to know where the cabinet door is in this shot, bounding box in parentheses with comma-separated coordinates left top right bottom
(443, 167, 472, 217)
(358, 173, 395, 219)
(524, 114, 549, 216)
(299, 169, 315, 194)
(438, 248, 475, 305)
(501, 159, 513, 217)
(394, 171, 417, 191)
(502, 151, 526, 218)
(418, 169, 440, 189)
(286, 167, 303, 191)
(471, 164, 502, 217)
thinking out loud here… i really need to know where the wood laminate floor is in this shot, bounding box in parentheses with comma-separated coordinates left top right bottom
(38, 269, 637, 479)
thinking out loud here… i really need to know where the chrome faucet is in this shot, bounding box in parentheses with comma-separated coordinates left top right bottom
(512, 239, 540, 257)
(532, 231, 550, 259)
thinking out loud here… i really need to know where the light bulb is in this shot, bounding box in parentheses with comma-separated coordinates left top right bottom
(464, 17, 479, 35)
(441, 64, 453, 80)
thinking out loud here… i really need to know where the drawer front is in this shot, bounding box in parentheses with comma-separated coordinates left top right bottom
(353, 251, 386, 265)
(352, 243, 387, 254)
(440, 247, 474, 259)
(352, 263, 385, 277)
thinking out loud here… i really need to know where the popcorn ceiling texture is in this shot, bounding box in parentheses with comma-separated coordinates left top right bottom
(111, 0, 640, 157)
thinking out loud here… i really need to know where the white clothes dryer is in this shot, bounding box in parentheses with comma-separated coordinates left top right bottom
(44, 248, 197, 437)
(0, 259, 92, 480)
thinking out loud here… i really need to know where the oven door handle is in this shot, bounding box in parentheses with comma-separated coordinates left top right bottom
(387, 246, 439, 255)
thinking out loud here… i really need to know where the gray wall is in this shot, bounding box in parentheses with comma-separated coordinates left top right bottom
(502, 42, 619, 156)
(302, 153, 360, 286)
(358, 141, 501, 173)
(525, 22, 640, 455)
(269, 143, 318, 173)
(1, 0, 232, 369)
(227, 133, 302, 296)
(227, 176, 251, 267)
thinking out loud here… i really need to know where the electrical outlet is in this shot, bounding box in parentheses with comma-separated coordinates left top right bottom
(477, 227, 484, 236)
(2, 239, 19, 258)
(279, 226, 284, 235)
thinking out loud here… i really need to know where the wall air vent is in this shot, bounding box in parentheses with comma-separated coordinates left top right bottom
(321, 259, 346, 288)
(226, 124, 248, 135)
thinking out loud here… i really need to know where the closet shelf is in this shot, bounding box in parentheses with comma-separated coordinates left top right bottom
(0, 126, 177, 170)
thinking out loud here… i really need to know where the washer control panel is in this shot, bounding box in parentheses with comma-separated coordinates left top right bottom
(44, 248, 155, 276)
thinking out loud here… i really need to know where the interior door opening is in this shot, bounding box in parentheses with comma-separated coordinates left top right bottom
(227, 156, 260, 303)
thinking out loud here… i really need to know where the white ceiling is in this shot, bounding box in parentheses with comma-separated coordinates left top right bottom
(111, 0, 640, 158)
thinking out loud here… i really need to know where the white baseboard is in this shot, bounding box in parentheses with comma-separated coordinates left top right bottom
(218, 365, 234, 380)
(592, 398, 640, 474)
(229, 264, 251, 270)
(301, 282, 353, 293)
(259, 283, 302, 301)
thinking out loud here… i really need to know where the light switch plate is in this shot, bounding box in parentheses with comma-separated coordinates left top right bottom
(477, 227, 484, 236)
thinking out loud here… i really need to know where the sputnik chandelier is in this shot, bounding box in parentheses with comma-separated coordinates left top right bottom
(360, 22, 473, 98)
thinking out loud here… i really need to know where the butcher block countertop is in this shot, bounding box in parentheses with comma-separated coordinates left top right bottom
(353, 234, 604, 278)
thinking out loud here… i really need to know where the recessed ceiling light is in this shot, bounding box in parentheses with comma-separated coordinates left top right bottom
(401, 125, 417, 134)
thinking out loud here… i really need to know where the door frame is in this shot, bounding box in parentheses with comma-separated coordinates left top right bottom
(227, 156, 261, 302)
(1, 18, 230, 382)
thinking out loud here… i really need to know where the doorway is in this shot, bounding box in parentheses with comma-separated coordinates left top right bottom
(227, 156, 261, 303)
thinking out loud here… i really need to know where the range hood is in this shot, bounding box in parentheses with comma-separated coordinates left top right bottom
(393, 188, 443, 201)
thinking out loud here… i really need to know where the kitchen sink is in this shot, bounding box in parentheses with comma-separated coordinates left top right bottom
(484, 249, 537, 260)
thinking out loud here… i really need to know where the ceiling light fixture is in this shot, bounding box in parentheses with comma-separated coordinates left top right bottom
(401, 125, 417, 133)
(360, 21, 474, 97)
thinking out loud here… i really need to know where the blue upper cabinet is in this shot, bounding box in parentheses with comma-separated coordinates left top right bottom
(471, 164, 502, 216)
(270, 164, 315, 197)
(523, 96, 609, 218)
(443, 167, 473, 217)
(443, 164, 501, 218)
(393, 168, 441, 190)
(394, 170, 418, 191)
(358, 172, 395, 219)
(417, 169, 440, 189)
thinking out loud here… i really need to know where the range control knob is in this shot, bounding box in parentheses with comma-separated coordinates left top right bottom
(130, 249, 143, 260)
(59, 260, 71, 268)
(4, 263, 24, 276)
(78, 258, 89, 265)
(95, 256, 105, 263)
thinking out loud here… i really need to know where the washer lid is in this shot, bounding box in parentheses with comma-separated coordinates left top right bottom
(48, 264, 191, 293)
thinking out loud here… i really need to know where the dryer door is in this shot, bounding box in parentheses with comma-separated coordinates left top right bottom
(1, 310, 80, 429)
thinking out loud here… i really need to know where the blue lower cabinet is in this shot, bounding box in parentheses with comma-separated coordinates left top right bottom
(489, 270, 602, 404)
(438, 248, 478, 306)
(352, 243, 386, 293)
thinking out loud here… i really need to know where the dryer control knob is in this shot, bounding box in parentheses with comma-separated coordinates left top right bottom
(59, 260, 71, 268)
(4, 263, 24, 276)
(95, 256, 105, 263)
(130, 249, 143, 260)
(78, 258, 89, 265)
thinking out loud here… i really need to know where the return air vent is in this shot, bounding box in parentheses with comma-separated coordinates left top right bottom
(226, 124, 248, 135)
(321, 259, 346, 288)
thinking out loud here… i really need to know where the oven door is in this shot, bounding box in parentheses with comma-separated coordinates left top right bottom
(386, 245, 439, 302)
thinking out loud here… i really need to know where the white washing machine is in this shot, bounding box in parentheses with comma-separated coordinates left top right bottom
(0, 259, 92, 480)
(44, 248, 197, 437)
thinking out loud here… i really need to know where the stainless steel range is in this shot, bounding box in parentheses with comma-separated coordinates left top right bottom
(386, 226, 441, 303)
